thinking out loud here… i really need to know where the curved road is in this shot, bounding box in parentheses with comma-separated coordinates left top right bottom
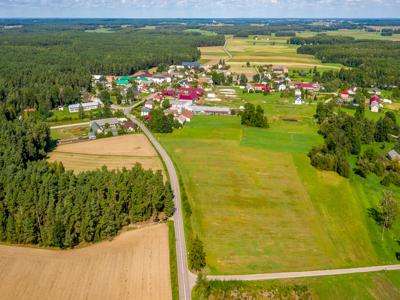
(124, 111, 196, 300)
(122, 111, 400, 299)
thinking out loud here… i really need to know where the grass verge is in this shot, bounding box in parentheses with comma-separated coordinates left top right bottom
(168, 221, 179, 300)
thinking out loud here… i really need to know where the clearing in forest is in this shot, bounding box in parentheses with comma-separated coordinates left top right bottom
(0, 224, 171, 300)
(48, 134, 163, 173)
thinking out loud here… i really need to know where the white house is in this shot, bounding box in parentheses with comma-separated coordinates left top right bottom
(145, 100, 154, 109)
(370, 101, 380, 113)
(141, 107, 151, 117)
(294, 96, 304, 105)
(278, 84, 286, 91)
(294, 89, 302, 97)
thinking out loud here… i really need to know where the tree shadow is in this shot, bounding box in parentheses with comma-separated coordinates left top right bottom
(367, 207, 383, 225)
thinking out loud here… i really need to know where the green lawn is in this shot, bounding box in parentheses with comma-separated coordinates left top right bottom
(197, 271, 400, 300)
(50, 125, 89, 140)
(159, 104, 400, 275)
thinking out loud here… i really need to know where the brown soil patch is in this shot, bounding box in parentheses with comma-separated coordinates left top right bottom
(54, 134, 157, 156)
(48, 134, 164, 173)
(0, 224, 171, 300)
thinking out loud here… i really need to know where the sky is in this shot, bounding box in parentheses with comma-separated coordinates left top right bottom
(1, 0, 400, 18)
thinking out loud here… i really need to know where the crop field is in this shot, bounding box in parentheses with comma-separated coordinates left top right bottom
(49, 134, 163, 173)
(199, 35, 342, 78)
(297, 29, 400, 41)
(159, 103, 400, 275)
(203, 271, 400, 300)
(0, 224, 171, 300)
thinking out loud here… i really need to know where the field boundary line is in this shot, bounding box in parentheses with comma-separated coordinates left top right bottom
(51, 151, 159, 159)
(207, 264, 400, 281)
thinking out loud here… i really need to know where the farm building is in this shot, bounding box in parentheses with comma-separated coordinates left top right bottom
(68, 99, 103, 113)
(188, 105, 231, 115)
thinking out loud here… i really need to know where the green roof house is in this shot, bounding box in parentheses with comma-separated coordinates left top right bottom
(115, 76, 131, 86)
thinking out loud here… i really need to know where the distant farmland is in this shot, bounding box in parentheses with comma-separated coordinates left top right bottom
(199, 35, 342, 78)
(48, 134, 164, 173)
(0, 224, 171, 300)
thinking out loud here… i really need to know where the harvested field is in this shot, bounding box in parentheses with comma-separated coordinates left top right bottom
(0, 224, 171, 300)
(48, 134, 163, 173)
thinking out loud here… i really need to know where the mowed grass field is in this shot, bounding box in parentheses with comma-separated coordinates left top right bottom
(199, 35, 341, 77)
(49, 134, 163, 173)
(205, 271, 400, 300)
(159, 108, 400, 275)
(0, 224, 171, 300)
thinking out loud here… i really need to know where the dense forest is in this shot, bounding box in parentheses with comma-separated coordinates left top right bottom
(289, 34, 400, 89)
(0, 29, 224, 114)
(0, 109, 174, 248)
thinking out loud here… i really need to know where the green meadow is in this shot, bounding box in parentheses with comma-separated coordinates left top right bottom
(201, 271, 400, 300)
(159, 94, 400, 275)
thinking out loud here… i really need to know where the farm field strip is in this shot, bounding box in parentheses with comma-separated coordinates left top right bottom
(48, 134, 164, 173)
(0, 224, 171, 300)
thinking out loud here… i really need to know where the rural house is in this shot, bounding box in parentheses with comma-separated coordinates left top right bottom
(90, 118, 120, 135)
(272, 66, 288, 74)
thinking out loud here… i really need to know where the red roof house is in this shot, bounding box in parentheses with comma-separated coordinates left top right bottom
(370, 96, 380, 103)
(181, 110, 193, 122)
(178, 94, 197, 101)
(161, 89, 177, 97)
(255, 84, 273, 92)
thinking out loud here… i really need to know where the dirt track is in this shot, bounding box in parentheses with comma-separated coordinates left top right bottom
(0, 224, 171, 300)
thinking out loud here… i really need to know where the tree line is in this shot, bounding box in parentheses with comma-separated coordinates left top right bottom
(0, 109, 174, 248)
(0, 29, 224, 115)
(289, 34, 400, 90)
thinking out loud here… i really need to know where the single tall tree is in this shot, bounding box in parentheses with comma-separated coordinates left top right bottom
(379, 191, 398, 240)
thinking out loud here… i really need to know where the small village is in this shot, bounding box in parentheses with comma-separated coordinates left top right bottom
(61, 60, 393, 142)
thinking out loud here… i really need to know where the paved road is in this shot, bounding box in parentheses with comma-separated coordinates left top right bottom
(110, 97, 146, 111)
(50, 122, 90, 129)
(123, 112, 196, 300)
